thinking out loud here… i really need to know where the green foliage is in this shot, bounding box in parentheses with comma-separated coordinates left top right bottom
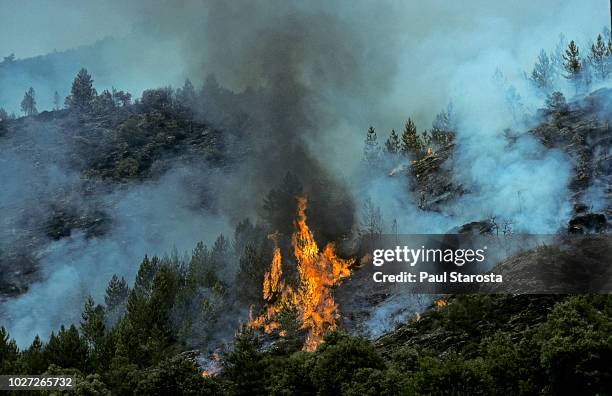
(43, 325, 89, 372)
(135, 352, 223, 396)
(536, 295, 612, 395)
(401, 118, 424, 157)
(341, 368, 403, 396)
(0, 326, 19, 374)
(105, 274, 129, 323)
(480, 331, 543, 395)
(590, 34, 610, 80)
(66, 68, 96, 110)
(21, 335, 47, 374)
(311, 331, 386, 396)
(236, 243, 268, 303)
(223, 325, 266, 395)
(563, 40, 582, 92)
(407, 354, 492, 395)
(266, 352, 315, 396)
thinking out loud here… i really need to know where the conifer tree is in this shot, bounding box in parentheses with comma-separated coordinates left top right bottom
(105, 275, 129, 312)
(384, 129, 401, 155)
(0, 326, 19, 374)
(81, 296, 106, 349)
(591, 34, 609, 80)
(223, 324, 266, 395)
(43, 325, 88, 372)
(400, 118, 422, 156)
(22, 335, 47, 373)
(66, 68, 96, 110)
(20, 87, 37, 116)
(148, 265, 179, 335)
(563, 41, 582, 93)
(133, 255, 159, 298)
(363, 126, 381, 164)
(531, 49, 554, 92)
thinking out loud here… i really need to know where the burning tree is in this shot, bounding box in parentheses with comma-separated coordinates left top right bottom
(250, 197, 353, 351)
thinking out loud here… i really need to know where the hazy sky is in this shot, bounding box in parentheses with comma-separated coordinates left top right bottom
(0, 0, 609, 60)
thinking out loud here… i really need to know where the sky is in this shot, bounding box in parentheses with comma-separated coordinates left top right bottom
(0, 1, 608, 62)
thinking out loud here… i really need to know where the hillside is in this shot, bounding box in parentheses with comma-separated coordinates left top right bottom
(0, 92, 225, 297)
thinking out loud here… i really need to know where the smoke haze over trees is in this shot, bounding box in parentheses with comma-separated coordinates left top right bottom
(0, 1, 611, 394)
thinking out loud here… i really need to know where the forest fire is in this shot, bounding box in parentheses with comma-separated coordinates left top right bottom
(201, 352, 222, 378)
(250, 197, 354, 351)
(434, 298, 448, 308)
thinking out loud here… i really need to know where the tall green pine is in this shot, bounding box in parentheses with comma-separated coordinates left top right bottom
(66, 68, 96, 110)
(401, 118, 423, 156)
(563, 40, 582, 93)
(591, 34, 609, 80)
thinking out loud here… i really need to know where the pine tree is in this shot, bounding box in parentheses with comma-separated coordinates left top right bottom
(531, 49, 554, 92)
(401, 118, 423, 156)
(563, 41, 582, 93)
(43, 325, 88, 371)
(20, 87, 37, 116)
(384, 129, 401, 155)
(133, 255, 159, 298)
(0, 326, 19, 374)
(591, 34, 609, 80)
(186, 242, 211, 288)
(104, 275, 129, 312)
(236, 243, 267, 302)
(363, 126, 381, 164)
(223, 324, 266, 395)
(22, 335, 47, 373)
(81, 296, 106, 348)
(148, 265, 179, 334)
(66, 68, 96, 110)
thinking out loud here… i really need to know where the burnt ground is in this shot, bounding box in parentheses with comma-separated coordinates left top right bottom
(336, 90, 611, 339)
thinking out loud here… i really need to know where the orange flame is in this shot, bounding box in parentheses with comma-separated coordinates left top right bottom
(250, 197, 353, 351)
(263, 241, 282, 301)
(434, 298, 447, 308)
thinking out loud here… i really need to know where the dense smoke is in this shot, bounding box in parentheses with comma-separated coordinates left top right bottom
(0, 0, 610, 345)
